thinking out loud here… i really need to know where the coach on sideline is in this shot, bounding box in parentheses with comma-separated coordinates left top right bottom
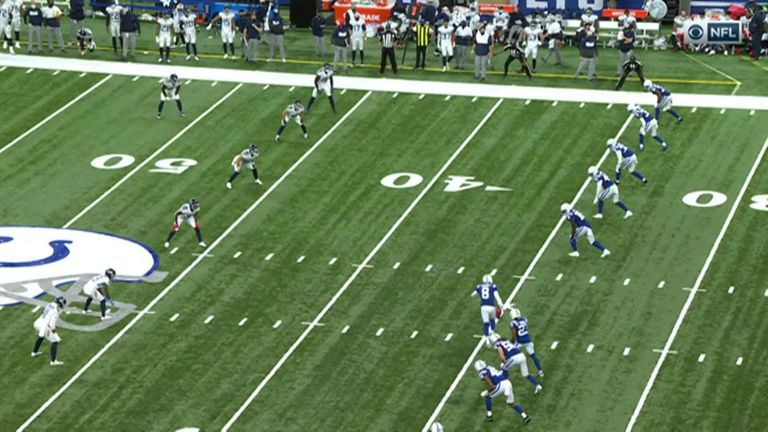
(26, 0, 43, 53)
(121, 7, 139, 61)
(42, 0, 65, 52)
(379, 23, 398, 74)
(69, 0, 85, 45)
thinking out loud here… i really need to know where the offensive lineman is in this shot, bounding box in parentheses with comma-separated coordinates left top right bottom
(607, 138, 647, 185)
(523, 23, 542, 72)
(471, 274, 505, 347)
(627, 104, 669, 151)
(105, 0, 123, 54)
(306, 63, 336, 114)
(275, 100, 308, 141)
(508, 307, 544, 377)
(207, 5, 235, 59)
(156, 11, 173, 63)
(488, 333, 543, 393)
(588, 166, 633, 219)
(561, 203, 610, 258)
(9, 0, 22, 48)
(82, 268, 116, 320)
(643, 80, 683, 124)
(349, 11, 366, 67)
(31, 296, 67, 366)
(437, 20, 454, 72)
(226, 144, 262, 189)
(165, 198, 206, 248)
(157, 73, 184, 119)
(475, 359, 532, 424)
(180, 8, 198, 60)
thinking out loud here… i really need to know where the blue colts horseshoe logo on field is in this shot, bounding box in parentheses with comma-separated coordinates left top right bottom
(0, 236, 72, 267)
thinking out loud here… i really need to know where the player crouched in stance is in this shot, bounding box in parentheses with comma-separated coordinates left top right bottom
(165, 198, 205, 248)
(508, 307, 544, 377)
(157, 73, 184, 119)
(608, 138, 647, 185)
(31, 296, 67, 366)
(627, 104, 668, 152)
(306, 63, 336, 114)
(643, 80, 683, 124)
(488, 332, 543, 394)
(471, 274, 504, 347)
(82, 268, 116, 320)
(588, 165, 633, 219)
(227, 144, 262, 189)
(475, 359, 532, 424)
(76, 26, 95, 56)
(275, 100, 308, 141)
(561, 203, 610, 258)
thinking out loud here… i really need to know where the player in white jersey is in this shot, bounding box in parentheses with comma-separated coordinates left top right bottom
(437, 20, 454, 71)
(275, 100, 308, 141)
(156, 12, 174, 63)
(8, 0, 21, 48)
(0, 1, 12, 53)
(348, 12, 366, 67)
(172, 0, 185, 46)
(227, 144, 262, 189)
(105, 0, 123, 54)
(207, 5, 236, 58)
(157, 73, 184, 119)
(306, 63, 336, 114)
(180, 8, 198, 60)
(31, 296, 67, 366)
(524, 23, 542, 71)
(82, 268, 116, 320)
(543, 15, 564, 65)
(492, 6, 508, 43)
(165, 198, 206, 247)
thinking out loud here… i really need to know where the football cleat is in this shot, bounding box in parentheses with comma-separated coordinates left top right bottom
(638, 143, 645, 152)
(223, 53, 228, 59)
(662, 143, 668, 151)
(538, 370, 544, 378)
(535, 384, 543, 394)
(523, 416, 532, 425)
(50, 360, 64, 366)
(568, 251, 580, 257)
(624, 210, 634, 219)
(303, 133, 308, 139)
(158, 57, 163, 63)
(194, 56, 199, 61)
(275, 135, 280, 141)
(101, 315, 112, 321)
(601, 249, 611, 258)
(186, 54, 191, 60)
(593, 213, 603, 219)
(166, 58, 171, 63)
(485, 415, 493, 422)
(199, 241, 207, 247)
(676, 117, 683, 124)
(164, 242, 170, 248)
(31, 351, 43, 358)
(226, 182, 232, 190)
(157, 113, 161, 120)
(255, 179, 263, 185)
(642, 178, 648, 186)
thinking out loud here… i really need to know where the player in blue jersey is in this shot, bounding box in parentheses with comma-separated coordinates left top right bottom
(471, 274, 505, 347)
(508, 308, 544, 377)
(587, 166, 633, 219)
(643, 80, 683, 124)
(561, 203, 610, 258)
(607, 138, 647, 185)
(474, 359, 532, 424)
(489, 333, 543, 394)
(627, 104, 668, 152)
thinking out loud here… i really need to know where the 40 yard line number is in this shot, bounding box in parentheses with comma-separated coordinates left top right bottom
(683, 190, 768, 211)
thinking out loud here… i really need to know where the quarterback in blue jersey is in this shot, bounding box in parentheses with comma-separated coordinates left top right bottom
(475, 359, 532, 424)
(627, 104, 668, 152)
(561, 203, 610, 258)
(607, 138, 647, 185)
(588, 166, 633, 219)
(471, 274, 505, 346)
(509, 307, 544, 377)
(489, 333, 543, 393)
(643, 80, 683, 124)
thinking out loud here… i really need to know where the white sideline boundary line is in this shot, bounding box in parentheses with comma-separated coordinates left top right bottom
(0, 75, 112, 156)
(15, 91, 373, 432)
(220, 98, 506, 432)
(0, 55, 765, 110)
(62, 84, 243, 228)
(682, 52, 742, 96)
(420, 113, 634, 432)
(625, 135, 768, 432)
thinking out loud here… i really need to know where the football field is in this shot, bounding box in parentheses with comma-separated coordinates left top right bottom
(1, 55, 768, 432)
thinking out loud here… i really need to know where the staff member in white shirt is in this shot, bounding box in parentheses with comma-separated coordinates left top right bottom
(41, 0, 65, 52)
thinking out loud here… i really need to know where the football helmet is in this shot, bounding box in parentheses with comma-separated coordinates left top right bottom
(642, 80, 653, 89)
(587, 166, 598, 176)
(170, 73, 178, 84)
(189, 198, 200, 211)
(482, 274, 493, 284)
(508, 307, 522, 319)
(606, 138, 617, 147)
(488, 332, 500, 345)
(55, 296, 67, 309)
(474, 359, 487, 372)
(105, 268, 116, 279)
(626, 103, 637, 112)
(560, 203, 571, 213)
(248, 144, 258, 157)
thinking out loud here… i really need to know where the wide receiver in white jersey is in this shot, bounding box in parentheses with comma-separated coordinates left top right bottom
(306, 63, 336, 114)
(524, 23, 542, 72)
(31, 296, 67, 366)
(165, 198, 206, 248)
(105, 0, 123, 54)
(227, 144, 262, 189)
(180, 8, 198, 60)
(156, 11, 173, 63)
(348, 12, 366, 67)
(492, 6, 509, 43)
(82, 268, 117, 320)
(275, 100, 308, 141)
(207, 5, 236, 58)
(437, 20, 454, 72)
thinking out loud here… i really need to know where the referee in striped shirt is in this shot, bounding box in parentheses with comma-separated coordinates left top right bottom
(379, 23, 398, 74)
(414, 18, 430, 70)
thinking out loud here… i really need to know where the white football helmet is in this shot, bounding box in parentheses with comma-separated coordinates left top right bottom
(482, 274, 493, 284)
(474, 359, 487, 372)
(508, 307, 522, 319)
(488, 332, 501, 345)
(606, 138, 617, 147)
(587, 166, 598, 176)
(627, 103, 637, 112)
(430, 422, 444, 432)
(643, 79, 653, 89)
(560, 203, 571, 213)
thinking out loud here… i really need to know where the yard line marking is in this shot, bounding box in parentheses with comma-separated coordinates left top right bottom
(25, 68, 34, 74)
(421, 113, 634, 432)
(301, 321, 325, 327)
(272, 320, 282, 329)
(392, 92, 399, 98)
(720, 108, 726, 114)
(191, 253, 214, 258)
(376, 328, 384, 337)
(425, 264, 433, 272)
(606, 103, 613, 109)
(764, 288, 768, 297)
(222, 98, 505, 432)
(262, 84, 269, 90)
(0, 306, 3, 312)
(52, 70, 60, 76)
(589, 275, 597, 284)
(682, 287, 706, 292)
(18, 91, 373, 432)
(472, 334, 484, 339)
(340, 89, 347, 95)
(550, 341, 559, 350)
(490, 268, 498, 277)
(184, 80, 192, 85)
(204, 315, 214, 324)
(623, 347, 631, 357)
(691, 107, 698, 113)
(579, 102, 585, 108)
(0, 66, 6, 71)
(624, 278, 631, 286)
(288, 86, 295, 91)
(264, 253, 274, 261)
(457, 266, 465, 274)
(682, 51, 742, 95)
(341, 325, 349, 334)
(652, 349, 678, 354)
(233, 251, 242, 259)
(79, 72, 87, 77)
(0, 75, 112, 156)
(169, 313, 179, 322)
(31, 305, 40, 313)
(587, 344, 595, 353)
(513, 275, 535, 280)
(352, 263, 374, 268)
(551, 101, 558, 106)
(328, 257, 337, 265)
(211, 81, 218, 86)
(418, 93, 425, 99)
(62, 83, 242, 228)
(296, 255, 305, 263)
(472, 97, 478, 102)
(657, 280, 666, 289)
(555, 273, 563, 281)
(750, 110, 755, 116)
(410, 330, 419, 339)
(393, 262, 401, 269)
(132, 75, 139, 81)
(525, 99, 531, 105)
(170, 247, 179, 255)
(627, 135, 768, 432)
(238, 318, 248, 326)
(444, 333, 454, 342)
(728, 286, 734, 294)
(444, 95, 451, 101)
(736, 356, 743, 366)
(697, 353, 706, 363)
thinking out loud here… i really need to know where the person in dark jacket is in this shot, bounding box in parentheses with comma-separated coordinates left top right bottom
(310, 12, 325, 57)
(747, 4, 766, 59)
(244, 11, 262, 62)
(69, 0, 85, 45)
(574, 24, 597, 81)
(120, 6, 140, 60)
(616, 26, 635, 76)
(267, 9, 285, 62)
(26, 0, 44, 53)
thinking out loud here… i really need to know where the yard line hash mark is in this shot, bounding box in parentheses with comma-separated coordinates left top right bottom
(393, 262, 401, 270)
(457, 266, 465, 274)
(25, 68, 34, 73)
(728, 286, 735, 294)
(132, 76, 140, 81)
(691, 107, 698, 113)
(79, 72, 87, 77)
(341, 325, 349, 334)
(736, 357, 743, 366)
(376, 328, 384, 337)
(204, 315, 214, 324)
(444, 95, 451, 101)
(262, 84, 269, 89)
(233, 251, 242, 259)
(410, 331, 419, 339)
(222, 99, 506, 432)
(340, 89, 347, 95)
(169, 313, 179, 322)
(589, 276, 597, 284)
(238, 318, 248, 326)
(550, 341, 559, 350)
(472, 97, 478, 102)
(328, 257, 337, 265)
(272, 320, 282, 329)
(425, 264, 433, 272)
(555, 273, 563, 281)
(624, 279, 631, 286)
(587, 344, 595, 353)
(288, 86, 295, 91)
(31, 305, 40, 313)
(551, 101, 558, 106)
(296, 256, 305, 263)
(264, 253, 274, 261)
(444, 333, 453, 342)
(52, 70, 60, 76)
(579, 102, 585, 108)
(211, 81, 218, 86)
(490, 268, 498, 277)
(169, 247, 178, 255)
(657, 280, 666, 289)
(623, 347, 631, 356)
(392, 92, 399, 98)
(698, 353, 706, 363)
